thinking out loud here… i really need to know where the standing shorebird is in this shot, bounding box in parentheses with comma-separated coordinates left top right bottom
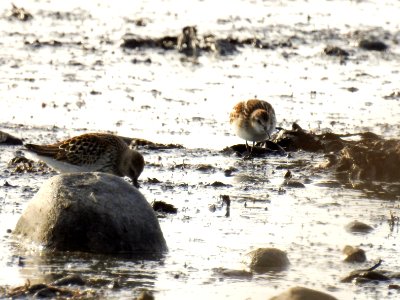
(24, 133, 145, 187)
(229, 99, 277, 155)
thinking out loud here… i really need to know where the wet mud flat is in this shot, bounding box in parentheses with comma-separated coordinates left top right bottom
(1, 0, 400, 299)
(1, 124, 400, 300)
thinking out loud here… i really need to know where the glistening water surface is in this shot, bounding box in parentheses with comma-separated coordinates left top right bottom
(0, 0, 400, 299)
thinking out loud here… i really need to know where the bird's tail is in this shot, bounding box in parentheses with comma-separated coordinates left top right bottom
(25, 143, 59, 157)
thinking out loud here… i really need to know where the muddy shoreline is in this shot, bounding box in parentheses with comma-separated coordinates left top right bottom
(1, 124, 400, 299)
(1, 1, 400, 299)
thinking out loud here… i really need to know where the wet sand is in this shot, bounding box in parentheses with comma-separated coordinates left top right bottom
(1, 1, 400, 299)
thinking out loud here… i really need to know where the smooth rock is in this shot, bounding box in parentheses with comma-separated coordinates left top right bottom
(248, 248, 289, 272)
(0, 130, 23, 145)
(358, 39, 388, 51)
(343, 245, 366, 263)
(14, 173, 167, 254)
(269, 286, 338, 300)
(135, 290, 155, 300)
(345, 221, 374, 233)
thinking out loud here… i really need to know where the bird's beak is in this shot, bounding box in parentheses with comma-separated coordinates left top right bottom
(133, 178, 140, 188)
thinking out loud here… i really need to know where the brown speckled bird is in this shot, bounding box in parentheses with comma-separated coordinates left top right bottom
(25, 133, 144, 187)
(230, 99, 276, 154)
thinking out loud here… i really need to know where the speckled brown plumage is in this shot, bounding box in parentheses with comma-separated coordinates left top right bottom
(230, 99, 277, 153)
(25, 133, 144, 187)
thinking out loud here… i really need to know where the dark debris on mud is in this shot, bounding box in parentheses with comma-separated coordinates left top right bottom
(339, 259, 400, 285)
(334, 139, 400, 182)
(24, 39, 89, 49)
(222, 140, 286, 158)
(119, 25, 396, 60)
(0, 275, 97, 299)
(6, 4, 33, 22)
(274, 123, 400, 183)
(121, 26, 292, 57)
(152, 200, 178, 214)
(223, 122, 400, 183)
(7, 156, 55, 174)
(324, 45, 350, 57)
(358, 39, 388, 52)
(383, 91, 400, 100)
(119, 136, 183, 150)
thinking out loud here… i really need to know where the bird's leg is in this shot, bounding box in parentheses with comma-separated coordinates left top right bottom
(245, 141, 250, 153)
(243, 141, 253, 159)
(251, 141, 255, 155)
(244, 141, 256, 159)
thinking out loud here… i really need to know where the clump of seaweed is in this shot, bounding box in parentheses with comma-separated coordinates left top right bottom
(8, 156, 54, 174)
(1, 278, 98, 299)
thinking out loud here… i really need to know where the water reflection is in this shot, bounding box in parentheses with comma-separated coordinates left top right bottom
(14, 250, 164, 292)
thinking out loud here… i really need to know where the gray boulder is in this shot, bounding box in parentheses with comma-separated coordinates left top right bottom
(14, 173, 167, 254)
(269, 286, 338, 300)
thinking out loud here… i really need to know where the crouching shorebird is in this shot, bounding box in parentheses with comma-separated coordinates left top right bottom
(229, 99, 277, 156)
(24, 133, 145, 187)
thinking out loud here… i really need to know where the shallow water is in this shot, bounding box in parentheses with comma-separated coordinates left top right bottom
(1, 0, 400, 299)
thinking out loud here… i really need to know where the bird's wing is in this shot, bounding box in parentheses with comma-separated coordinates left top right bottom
(25, 134, 111, 166)
(25, 141, 64, 157)
(57, 134, 111, 165)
